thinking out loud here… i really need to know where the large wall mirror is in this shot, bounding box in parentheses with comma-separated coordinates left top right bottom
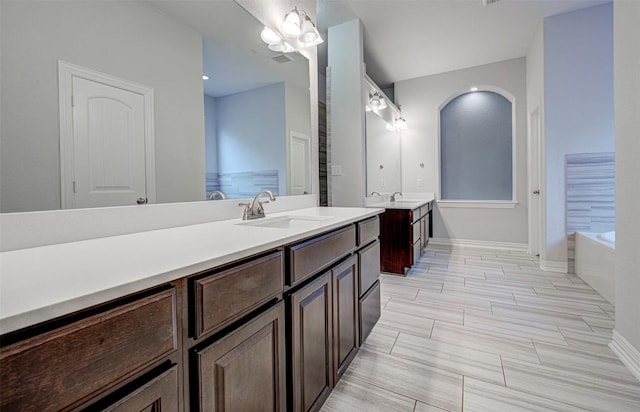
(0, 0, 311, 213)
(364, 77, 402, 196)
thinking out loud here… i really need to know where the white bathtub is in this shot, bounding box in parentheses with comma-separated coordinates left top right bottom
(575, 231, 615, 304)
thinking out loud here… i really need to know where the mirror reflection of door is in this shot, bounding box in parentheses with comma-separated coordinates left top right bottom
(59, 62, 155, 209)
(288, 132, 311, 195)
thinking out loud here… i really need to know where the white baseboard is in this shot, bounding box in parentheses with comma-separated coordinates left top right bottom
(430, 237, 529, 252)
(610, 330, 640, 382)
(539, 259, 568, 273)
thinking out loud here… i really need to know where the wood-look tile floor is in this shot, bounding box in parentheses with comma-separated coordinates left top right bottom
(321, 244, 640, 412)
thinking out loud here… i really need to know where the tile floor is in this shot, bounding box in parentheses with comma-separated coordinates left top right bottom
(321, 244, 640, 412)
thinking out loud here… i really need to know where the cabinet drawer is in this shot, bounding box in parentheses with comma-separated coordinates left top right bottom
(288, 225, 356, 286)
(358, 240, 380, 296)
(356, 216, 379, 246)
(193, 251, 283, 339)
(411, 208, 421, 223)
(412, 221, 421, 244)
(420, 204, 429, 217)
(359, 281, 381, 345)
(0, 288, 177, 411)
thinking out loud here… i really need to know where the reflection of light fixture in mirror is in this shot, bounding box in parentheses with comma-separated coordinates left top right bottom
(386, 122, 396, 131)
(369, 92, 387, 110)
(470, 86, 479, 92)
(268, 40, 296, 53)
(395, 117, 408, 130)
(261, 26, 282, 45)
(202, 75, 209, 80)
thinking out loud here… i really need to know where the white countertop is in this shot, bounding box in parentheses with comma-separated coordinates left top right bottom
(367, 197, 434, 210)
(0, 207, 383, 334)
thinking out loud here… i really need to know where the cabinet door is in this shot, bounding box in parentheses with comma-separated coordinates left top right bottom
(290, 273, 333, 412)
(358, 240, 380, 297)
(195, 302, 286, 412)
(332, 256, 359, 384)
(102, 365, 179, 412)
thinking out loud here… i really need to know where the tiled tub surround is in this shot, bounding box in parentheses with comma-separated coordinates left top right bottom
(205, 169, 279, 199)
(566, 152, 615, 273)
(0, 206, 382, 334)
(322, 244, 640, 412)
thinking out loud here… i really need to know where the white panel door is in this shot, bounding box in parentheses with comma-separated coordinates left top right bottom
(289, 133, 310, 195)
(72, 77, 147, 208)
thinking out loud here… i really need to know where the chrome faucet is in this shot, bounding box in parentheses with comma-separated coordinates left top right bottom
(208, 190, 226, 200)
(390, 191, 402, 202)
(239, 190, 276, 220)
(370, 191, 381, 196)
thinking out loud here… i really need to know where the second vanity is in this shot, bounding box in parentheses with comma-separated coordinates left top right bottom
(0, 206, 382, 411)
(368, 198, 434, 275)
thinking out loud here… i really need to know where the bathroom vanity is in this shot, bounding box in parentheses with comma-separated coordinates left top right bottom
(0, 207, 382, 411)
(369, 199, 433, 275)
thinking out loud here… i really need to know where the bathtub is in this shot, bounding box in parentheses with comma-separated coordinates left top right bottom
(575, 231, 615, 304)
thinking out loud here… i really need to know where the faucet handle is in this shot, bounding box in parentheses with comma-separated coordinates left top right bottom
(238, 202, 251, 220)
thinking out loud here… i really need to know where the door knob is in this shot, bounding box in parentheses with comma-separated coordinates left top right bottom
(136, 197, 148, 204)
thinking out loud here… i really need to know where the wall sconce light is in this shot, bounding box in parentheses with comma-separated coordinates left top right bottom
(395, 117, 408, 130)
(369, 92, 387, 111)
(260, 6, 323, 53)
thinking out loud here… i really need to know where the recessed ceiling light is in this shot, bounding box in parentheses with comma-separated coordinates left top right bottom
(470, 87, 479, 92)
(202, 75, 209, 80)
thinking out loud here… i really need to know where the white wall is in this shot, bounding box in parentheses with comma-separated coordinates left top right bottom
(216, 83, 287, 194)
(613, 0, 640, 367)
(0, 1, 205, 212)
(395, 58, 528, 244)
(204, 95, 218, 173)
(543, 3, 614, 265)
(328, 19, 367, 207)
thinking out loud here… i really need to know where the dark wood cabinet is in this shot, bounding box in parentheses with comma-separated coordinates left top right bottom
(379, 202, 432, 275)
(0, 287, 178, 411)
(290, 273, 333, 412)
(331, 255, 359, 383)
(0, 215, 382, 412)
(194, 303, 286, 412)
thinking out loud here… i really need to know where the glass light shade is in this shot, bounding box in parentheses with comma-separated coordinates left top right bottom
(396, 117, 408, 130)
(369, 94, 381, 109)
(260, 26, 282, 45)
(268, 40, 295, 53)
(377, 97, 388, 110)
(386, 122, 396, 131)
(299, 17, 320, 45)
(281, 8, 301, 38)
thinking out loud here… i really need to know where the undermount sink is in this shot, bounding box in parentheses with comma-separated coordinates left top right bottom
(236, 215, 334, 229)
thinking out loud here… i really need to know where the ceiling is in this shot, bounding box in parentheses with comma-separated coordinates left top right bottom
(317, 0, 610, 88)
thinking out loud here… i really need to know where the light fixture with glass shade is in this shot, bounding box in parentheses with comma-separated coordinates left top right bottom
(395, 117, 408, 130)
(369, 92, 387, 111)
(259, 6, 323, 52)
(281, 7, 302, 38)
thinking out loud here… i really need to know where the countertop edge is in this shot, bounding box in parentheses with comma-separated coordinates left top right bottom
(0, 207, 384, 335)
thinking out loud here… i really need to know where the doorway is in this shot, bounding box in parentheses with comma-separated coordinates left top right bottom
(58, 61, 155, 208)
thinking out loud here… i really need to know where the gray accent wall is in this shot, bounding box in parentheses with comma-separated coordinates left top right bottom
(440, 91, 512, 201)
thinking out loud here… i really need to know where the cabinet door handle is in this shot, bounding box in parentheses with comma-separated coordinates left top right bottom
(136, 197, 148, 204)
(532, 190, 540, 195)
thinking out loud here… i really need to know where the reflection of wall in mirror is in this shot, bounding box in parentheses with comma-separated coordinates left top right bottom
(205, 83, 286, 199)
(0, 1, 205, 212)
(366, 112, 402, 195)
